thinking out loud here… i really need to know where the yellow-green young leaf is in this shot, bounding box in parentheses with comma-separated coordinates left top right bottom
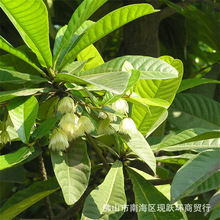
(58, 4, 158, 71)
(0, 36, 46, 76)
(7, 96, 39, 144)
(0, 147, 34, 171)
(51, 140, 91, 205)
(0, 178, 59, 220)
(0, 0, 52, 68)
(77, 44, 104, 71)
(132, 56, 183, 135)
(82, 160, 126, 220)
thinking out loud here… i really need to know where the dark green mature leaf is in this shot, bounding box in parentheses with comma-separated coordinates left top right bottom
(209, 207, 220, 220)
(55, 71, 130, 94)
(82, 160, 126, 220)
(0, 68, 48, 84)
(58, 4, 158, 70)
(32, 116, 59, 139)
(0, 178, 59, 220)
(168, 93, 220, 130)
(119, 130, 156, 173)
(0, 88, 50, 103)
(127, 167, 182, 220)
(189, 172, 220, 196)
(7, 96, 39, 143)
(0, 147, 34, 171)
(177, 78, 220, 93)
(132, 56, 183, 135)
(208, 190, 220, 214)
(78, 56, 178, 80)
(0, 36, 46, 76)
(51, 140, 91, 205)
(0, 0, 52, 68)
(171, 150, 220, 202)
(53, 0, 107, 62)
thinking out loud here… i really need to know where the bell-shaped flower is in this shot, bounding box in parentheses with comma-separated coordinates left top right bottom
(78, 116, 95, 134)
(112, 99, 128, 114)
(119, 118, 137, 134)
(97, 119, 114, 135)
(57, 97, 75, 114)
(49, 128, 69, 151)
(98, 111, 117, 122)
(0, 130, 10, 145)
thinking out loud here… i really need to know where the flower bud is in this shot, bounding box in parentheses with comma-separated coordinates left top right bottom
(97, 119, 114, 135)
(112, 99, 128, 114)
(0, 130, 10, 145)
(57, 97, 75, 114)
(119, 118, 137, 134)
(98, 111, 117, 122)
(78, 116, 94, 134)
(49, 128, 69, 151)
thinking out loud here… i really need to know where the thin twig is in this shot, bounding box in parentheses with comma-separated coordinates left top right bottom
(85, 133, 110, 171)
(38, 154, 55, 219)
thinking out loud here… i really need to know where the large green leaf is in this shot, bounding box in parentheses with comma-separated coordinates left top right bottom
(132, 56, 183, 135)
(0, 147, 34, 171)
(53, 0, 107, 62)
(0, 0, 52, 68)
(51, 140, 91, 205)
(0, 88, 49, 103)
(76, 55, 178, 80)
(171, 150, 220, 202)
(82, 160, 126, 220)
(0, 178, 59, 220)
(7, 96, 39, 143)
(55, 71, 130, 94)
(0, 68, 48, 84)
(0, 36, 46, 76)
(77, 44, 104, 71)
(189, 171, 220, 196)
(119, 130, 156, 173)
(156, 154, 194, 165)
(177, 78, 220, 93)
(58, 4, 158, 70)
(127, 167, 182, 220)
(168, 93, 220, 130)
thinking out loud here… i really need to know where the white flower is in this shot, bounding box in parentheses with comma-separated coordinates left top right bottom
(0, 130, 10, 145)
(57, 97, 75, 114)
(78, 116, 94, 134)
(98, 111, 107, 119)
(119, 118, 137, 134)
(98, 111, 117, 122)
(97, 119, 114, 135)
(49, 128, 69, 151)
(112, 99, 128, 114)
(59, 113, 79, 141)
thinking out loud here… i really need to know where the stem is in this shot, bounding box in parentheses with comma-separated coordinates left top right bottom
(85, 133, 110, 171)
(38, 154, 54, 219)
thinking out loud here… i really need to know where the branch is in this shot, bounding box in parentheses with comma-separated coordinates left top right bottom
(38, 154, 55, 219)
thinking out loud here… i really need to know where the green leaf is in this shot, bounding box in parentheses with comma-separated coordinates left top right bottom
(63, 60, 87, 75)
(171, 150, 220, 202)
(189, 171, 220, 196)
(7, 96, 39, 143)
(0, 147, 34, 171)
(156, 154, 194, 165)
(177, 78, 220, 93)
(0, 36, 46, 76)
(76, 55, 178, 80)
(0, 68, 48, 84)
(0, 178, 59, 220)
(119, 130, 156, 173)
(31, 116, 59, 139)
(53, 0, 107, 62)
(82, 160, 126, 220)
(58, 4, 158, 70)
(209, 207, 220, 220)
(132, 56, 183, 135)
(127, 167, 182, 219)
(55, 71, 130, 94)
(77, 44, 104, 71)
(0, 0, 52, 68)
(51, 140, 91, 205)
(168, 93, 220, 130)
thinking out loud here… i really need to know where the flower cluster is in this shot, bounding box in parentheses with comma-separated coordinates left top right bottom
(49, 97, 94, 151)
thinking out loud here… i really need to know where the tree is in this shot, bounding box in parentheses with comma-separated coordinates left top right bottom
(0, 0, 219, 219)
